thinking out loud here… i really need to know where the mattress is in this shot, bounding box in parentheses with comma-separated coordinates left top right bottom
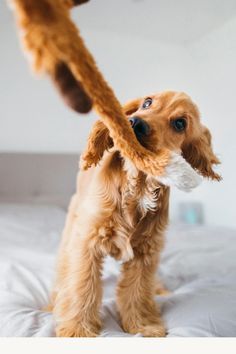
(0, 202, 236, 337)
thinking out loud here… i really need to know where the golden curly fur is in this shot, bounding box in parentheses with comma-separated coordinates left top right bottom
(48, 91, 220, 337)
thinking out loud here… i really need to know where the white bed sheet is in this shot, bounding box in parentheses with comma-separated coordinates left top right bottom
(0, 203, 236, 337)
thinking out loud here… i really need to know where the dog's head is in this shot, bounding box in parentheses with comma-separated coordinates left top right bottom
(85, 91, 221, 181)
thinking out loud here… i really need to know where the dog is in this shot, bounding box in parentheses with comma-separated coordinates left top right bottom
(49, 91, 220, 337)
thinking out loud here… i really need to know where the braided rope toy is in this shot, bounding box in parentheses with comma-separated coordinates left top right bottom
(9, 0, 171, 177)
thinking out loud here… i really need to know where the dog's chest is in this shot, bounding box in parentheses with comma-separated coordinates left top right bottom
(121, 174, 161, 221)
(102, 175, 161, 262)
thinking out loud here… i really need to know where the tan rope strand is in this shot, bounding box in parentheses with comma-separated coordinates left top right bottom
(11, 0, 170, 176)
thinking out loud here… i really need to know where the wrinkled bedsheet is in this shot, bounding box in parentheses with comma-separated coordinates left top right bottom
(0, 203, 236, 337)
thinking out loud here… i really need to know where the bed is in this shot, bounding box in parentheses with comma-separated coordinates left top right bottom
(0, 153, 236, 337)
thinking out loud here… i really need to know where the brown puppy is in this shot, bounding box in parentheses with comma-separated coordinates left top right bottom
(49, 91, 220, 337)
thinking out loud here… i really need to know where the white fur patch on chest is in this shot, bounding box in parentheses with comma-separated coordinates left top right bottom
(123, 158, 160, 213)
(139, 193, 157, 213)
(139, 182, 160, 213)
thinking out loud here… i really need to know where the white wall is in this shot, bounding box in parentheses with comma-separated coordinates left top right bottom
(1, 2, 235, 228)
(170, 16, 236, 228)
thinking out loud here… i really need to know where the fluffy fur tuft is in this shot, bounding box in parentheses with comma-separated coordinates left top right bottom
(157, 152, 203, 192)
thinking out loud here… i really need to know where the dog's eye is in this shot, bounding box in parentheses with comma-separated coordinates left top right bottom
(171, 117, 187, 132)
(142, 98, 152, 109)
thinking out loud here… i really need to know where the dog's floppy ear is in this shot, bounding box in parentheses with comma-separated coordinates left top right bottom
(81, 98, 142, 169)
(182, 125, 221, 181)
(81, 120, 113, 169)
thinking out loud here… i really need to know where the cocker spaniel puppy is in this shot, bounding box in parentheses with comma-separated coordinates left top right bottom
(49, 91, 220, 337)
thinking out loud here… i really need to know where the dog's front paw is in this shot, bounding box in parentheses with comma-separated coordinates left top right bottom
(56, 320, 100, 337)
(140, 324, 166, 337)
(123, 321, 166, 337)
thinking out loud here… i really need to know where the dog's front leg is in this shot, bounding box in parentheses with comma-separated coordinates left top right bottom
(54, 238, 103, 337)
(117, 254, 166, 337)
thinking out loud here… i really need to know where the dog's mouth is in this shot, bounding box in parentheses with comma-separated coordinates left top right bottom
(129, 117, 150, 147)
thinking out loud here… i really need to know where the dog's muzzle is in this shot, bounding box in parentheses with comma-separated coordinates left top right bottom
(129, 117, 150, 140)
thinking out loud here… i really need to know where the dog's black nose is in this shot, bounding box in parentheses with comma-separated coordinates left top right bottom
(129, 117, 150, 136)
